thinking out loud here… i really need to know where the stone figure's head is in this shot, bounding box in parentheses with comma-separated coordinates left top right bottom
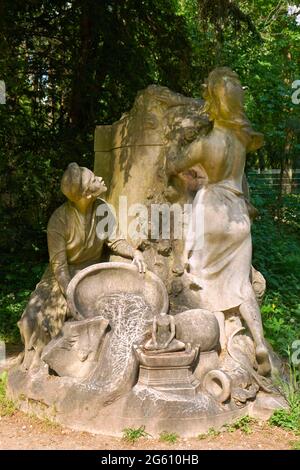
(61, 163, 107, 203)
(202, 67, 245, 123)
(202, 67, 263, 151)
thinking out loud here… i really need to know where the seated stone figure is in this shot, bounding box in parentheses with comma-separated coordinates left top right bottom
(144, 312, 186, 353)
(19, 162, 146, 370)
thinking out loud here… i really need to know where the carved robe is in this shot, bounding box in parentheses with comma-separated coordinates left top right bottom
(19, 198, 123, 345)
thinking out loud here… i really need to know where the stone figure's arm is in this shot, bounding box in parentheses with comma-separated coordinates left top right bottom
(107, 238, 135, 258)
(47, 211, 71, 296)
(102, 201, 146, 272)
(164, 316, 175, 348)
(167, 135, 208, 175)
(107, 238, 146, 273)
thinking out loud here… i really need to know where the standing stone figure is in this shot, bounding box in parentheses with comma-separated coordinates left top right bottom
(18, 163, 146, 370)
(168, 67, 271, 376)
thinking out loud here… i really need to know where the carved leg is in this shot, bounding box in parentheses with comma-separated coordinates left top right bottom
(18, 316, 35, 370)
(239, 299, 271, 376)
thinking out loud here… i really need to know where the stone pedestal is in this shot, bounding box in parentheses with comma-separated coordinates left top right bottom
(135, 348, 200, 398)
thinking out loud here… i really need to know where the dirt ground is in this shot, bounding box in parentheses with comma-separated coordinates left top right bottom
(0, 410, 298, 450)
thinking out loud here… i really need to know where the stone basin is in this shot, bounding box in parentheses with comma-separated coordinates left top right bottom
(67, 261, 169, 320)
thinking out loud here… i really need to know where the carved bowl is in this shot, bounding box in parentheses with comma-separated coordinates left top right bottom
(67, 262, 169, 320)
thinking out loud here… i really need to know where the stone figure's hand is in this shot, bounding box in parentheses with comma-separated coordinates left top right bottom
(132, 250, 146, 273)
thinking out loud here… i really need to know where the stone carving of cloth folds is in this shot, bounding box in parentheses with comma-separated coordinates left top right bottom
(186, 182, 253, 312)
(19, 197, 130, 369)
(169, 67, 271, 375)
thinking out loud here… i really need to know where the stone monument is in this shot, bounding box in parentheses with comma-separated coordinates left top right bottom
(8, 68, 287, 437)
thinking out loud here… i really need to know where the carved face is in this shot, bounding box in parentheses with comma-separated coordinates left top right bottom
(81, 168, 107, 199)
(61, 163, 107, 202)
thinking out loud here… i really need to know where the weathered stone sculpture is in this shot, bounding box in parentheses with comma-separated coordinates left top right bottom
(167, 67, 270, 376)
(18, 163, 146, 370)
(8, 68, 287, 437)
(41, 316, 109, 379)
(144, 312, 186, 353)
(94, 85, 210, 313)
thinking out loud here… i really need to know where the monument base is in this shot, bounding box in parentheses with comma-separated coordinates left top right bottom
(7, 365, 287, 437)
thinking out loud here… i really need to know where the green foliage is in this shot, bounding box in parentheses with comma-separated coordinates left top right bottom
(0, 259, 46, 343)
(0, 372, 16, 417)
(291, 440, 300, 450)
(280, 194, 300, 232)
(0, 0, 199, 261)
(0, 292, 27, 343)
(122, 425, 150, 443)
(226, 415, 257, 434)
(250, 189, 300, 356)
(269, 356, 300, 433)
(198, 427, 220, 439)
(269, 407, 300, 433)
(159, 431, 179, 444)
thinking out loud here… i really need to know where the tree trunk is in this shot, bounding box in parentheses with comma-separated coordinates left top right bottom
(68, 0, 105, 132)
